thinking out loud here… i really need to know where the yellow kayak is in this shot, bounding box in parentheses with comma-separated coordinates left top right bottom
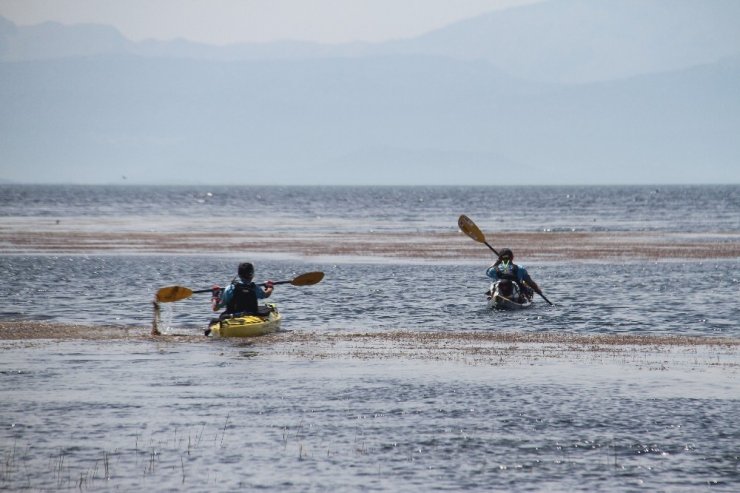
(206, 304, 281, 337)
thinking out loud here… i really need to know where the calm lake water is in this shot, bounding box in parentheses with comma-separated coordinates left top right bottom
(1, 185, 739, 491)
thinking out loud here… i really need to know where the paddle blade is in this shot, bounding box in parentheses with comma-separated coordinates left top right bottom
(155, 285, 194, 303)
(290, 271, 324, 286)
(458, 214, 486, 243)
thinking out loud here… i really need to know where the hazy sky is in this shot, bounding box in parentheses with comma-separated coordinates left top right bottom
(0, 0, 543, 45)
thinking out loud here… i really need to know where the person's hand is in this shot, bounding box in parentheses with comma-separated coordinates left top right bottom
(211, 285, 222, 311)
(264, 280, 275, 289)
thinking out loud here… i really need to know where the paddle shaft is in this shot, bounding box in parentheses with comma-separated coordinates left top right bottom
(191, 279, 295, 294)
(522, 281, 553, 306)
(538, 292, 554, 306)
(481, 240, 499, 257)
(192, 288, 215, 294)
(156, 272, 324, 303)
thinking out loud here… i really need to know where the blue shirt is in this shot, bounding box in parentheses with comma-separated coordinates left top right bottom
(216, 277, 268, 310)
(486, 262, 532, 284)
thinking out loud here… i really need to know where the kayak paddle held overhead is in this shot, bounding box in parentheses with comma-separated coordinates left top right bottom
(155, 271, 325, 303)
(458, 214, 499, 256)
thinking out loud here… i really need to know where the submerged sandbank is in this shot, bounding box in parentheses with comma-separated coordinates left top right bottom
(2, 228, 740, 261)
(2, 321, 737, 371)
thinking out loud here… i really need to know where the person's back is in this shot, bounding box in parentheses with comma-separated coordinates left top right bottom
(226, 280, 259, 314)
(213, 262, 274, 316)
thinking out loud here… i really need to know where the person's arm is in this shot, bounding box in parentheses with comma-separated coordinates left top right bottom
(519, 268, 542, 293)
(485, 265, 499, 280)
(214, 284, 234, 310)
(255, 281, 274, 299)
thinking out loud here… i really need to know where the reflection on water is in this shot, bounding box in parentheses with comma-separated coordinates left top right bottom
(1, 340, 738, 492)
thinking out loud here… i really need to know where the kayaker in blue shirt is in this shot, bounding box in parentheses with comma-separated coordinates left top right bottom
(212, 262, 274, 315)
(486, 248, 543, 302)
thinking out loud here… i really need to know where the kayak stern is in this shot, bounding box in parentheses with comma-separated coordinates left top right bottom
(207, 304, 281, 337)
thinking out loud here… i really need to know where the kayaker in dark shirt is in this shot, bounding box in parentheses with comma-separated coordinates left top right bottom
(212, 262, 274, 315)
(486, 248, 542, 302)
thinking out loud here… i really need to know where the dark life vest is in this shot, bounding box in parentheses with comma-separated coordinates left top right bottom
(226, 282, 258, 314)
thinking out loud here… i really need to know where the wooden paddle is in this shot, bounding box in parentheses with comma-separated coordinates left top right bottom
(155, 271, 325, 303)
(458, 214, 500, 256)
(458, 214, 553, 306)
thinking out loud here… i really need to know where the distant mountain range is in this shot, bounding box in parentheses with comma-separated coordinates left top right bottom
(4, 0, 740, 83)
(1, 0, 739, 185)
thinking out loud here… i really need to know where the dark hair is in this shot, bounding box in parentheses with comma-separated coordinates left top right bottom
(499, 248, 513, 260)
(238, 262, 254, 279)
